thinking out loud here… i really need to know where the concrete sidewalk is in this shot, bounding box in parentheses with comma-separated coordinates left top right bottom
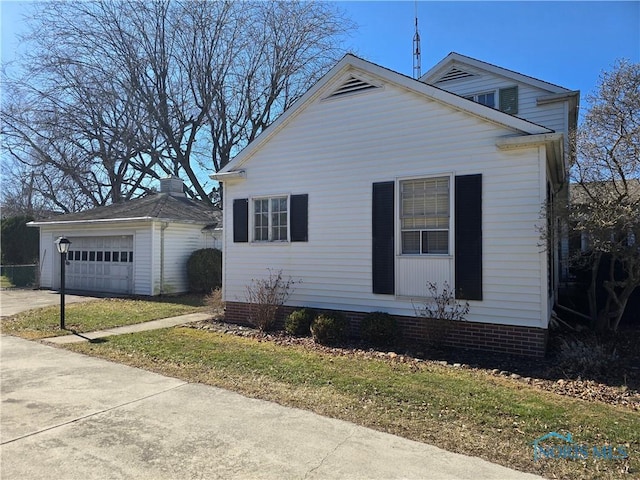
(1, 335, 543, 480)
(41, 312, 212, 344)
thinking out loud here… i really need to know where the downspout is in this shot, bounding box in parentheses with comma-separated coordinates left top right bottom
(160, 222, 169, 295)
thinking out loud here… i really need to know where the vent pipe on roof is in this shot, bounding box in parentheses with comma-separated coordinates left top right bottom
(159, 176, 185, 197)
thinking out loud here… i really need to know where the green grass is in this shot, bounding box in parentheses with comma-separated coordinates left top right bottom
(66, 327, 639, 480)
(1, 296, 206, 339)
(0, 275, 14, 288)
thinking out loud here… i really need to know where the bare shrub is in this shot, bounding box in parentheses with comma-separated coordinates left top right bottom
(245, 270, 297, 331)
(557, 336, 618, 376)
(413, 281, 470, 347)
(205, 287, 225, 317)
(413, 281, 470, 321)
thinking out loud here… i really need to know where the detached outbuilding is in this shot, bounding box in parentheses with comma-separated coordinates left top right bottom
(29, 177, 221, 296)
(213, 53, 578, 357)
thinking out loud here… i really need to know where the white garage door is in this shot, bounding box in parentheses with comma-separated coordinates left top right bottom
(66, 236, 134, 294)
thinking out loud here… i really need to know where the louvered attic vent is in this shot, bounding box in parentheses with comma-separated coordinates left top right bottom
(436, 67, 475, 83)
(328, 76, 378, 98)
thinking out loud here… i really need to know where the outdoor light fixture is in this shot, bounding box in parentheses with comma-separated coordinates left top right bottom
(54, 236, 71, 329)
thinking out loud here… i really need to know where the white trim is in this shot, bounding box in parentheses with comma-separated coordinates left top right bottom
(495, 133, 563, 150)
(536, 91, 580, 105)
(28, 217, 212, 227)
(209, 170, 246, 181)
(396, 174, 453, 256)
(249, 194, 290, 243)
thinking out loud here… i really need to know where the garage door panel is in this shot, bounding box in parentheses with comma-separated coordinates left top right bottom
(66, 236, 133, 294)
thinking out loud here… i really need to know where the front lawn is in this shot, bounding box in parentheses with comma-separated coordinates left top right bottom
(65, 327, 638, 480)
(1, 296, 206, 339)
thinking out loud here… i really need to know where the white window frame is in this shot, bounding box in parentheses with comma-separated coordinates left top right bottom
(251, 195, 289, 243)
(397, 174, 452, 256)
(464, 90, 496, 109)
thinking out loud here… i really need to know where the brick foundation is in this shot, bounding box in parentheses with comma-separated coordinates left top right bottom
(224, 301, 548, 358)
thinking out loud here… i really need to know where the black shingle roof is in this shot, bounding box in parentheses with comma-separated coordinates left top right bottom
(34, 193, 221, 226)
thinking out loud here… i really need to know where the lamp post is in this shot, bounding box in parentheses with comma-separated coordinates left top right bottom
(55, 236, 71, 330)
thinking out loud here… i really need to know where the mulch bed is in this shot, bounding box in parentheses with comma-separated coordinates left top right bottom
(187, 317, 640, 411)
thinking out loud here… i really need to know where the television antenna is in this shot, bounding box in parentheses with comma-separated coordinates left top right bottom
(413, 1, 421, 79)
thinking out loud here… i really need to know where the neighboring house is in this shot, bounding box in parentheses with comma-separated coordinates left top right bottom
(28, 177, 221, 296)
(212, 53, 579, 357)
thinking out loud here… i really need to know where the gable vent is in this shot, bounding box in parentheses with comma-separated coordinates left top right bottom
(436, 67, 475, 83)
(328, 76, 379, 98)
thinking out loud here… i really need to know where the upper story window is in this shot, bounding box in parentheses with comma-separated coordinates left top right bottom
(253, 196, 288, 242)
(464, 86, 519, 115)
(400, 177, 450, 255)
(465, 92, 495, 108)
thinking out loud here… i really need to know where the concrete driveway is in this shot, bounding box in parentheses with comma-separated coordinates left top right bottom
(0, 335, 543, 480)
(0, 289, 100, 317)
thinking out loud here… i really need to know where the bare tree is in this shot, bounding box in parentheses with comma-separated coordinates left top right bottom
(1, 0, 353, 209)
(569, 59, 640, 332)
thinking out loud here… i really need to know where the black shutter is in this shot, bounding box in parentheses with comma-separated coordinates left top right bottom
(233, 198, 249, 243)
(455, 175, 482, 300)
(290, 194, 308, 242)
(372, 182, 395, 295)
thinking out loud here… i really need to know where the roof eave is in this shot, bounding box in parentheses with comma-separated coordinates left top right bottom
(496, 132, 566, 184)
(28, 216, 217, 227)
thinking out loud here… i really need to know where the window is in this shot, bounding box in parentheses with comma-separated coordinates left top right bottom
(465, 87, 519, 114)
(400, 177, 450, 254)
(253, 196, 288, 242)
(465, 91, 495, 108)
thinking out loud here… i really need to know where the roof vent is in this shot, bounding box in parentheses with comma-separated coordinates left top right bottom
(436, 67, 475, 83)
(159, 175, 185, 197)
(328, 75, 379, 98)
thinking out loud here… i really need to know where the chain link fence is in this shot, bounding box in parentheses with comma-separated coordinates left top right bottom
(0, 264, 39, 288)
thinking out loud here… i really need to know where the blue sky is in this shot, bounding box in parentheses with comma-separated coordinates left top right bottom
(2, 1, 639, 114)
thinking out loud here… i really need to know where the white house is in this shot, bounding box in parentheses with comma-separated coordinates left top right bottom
(29, 177, 222, 296)
(212, 53, 579, 357)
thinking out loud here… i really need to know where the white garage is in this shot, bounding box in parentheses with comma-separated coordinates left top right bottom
(29, 177, 222, 296)
(65, 236, 134, 294)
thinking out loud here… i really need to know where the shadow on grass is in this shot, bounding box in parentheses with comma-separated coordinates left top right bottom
(67, 330, 109, 343)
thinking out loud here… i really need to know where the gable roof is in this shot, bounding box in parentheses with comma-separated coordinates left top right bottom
(216, 54, 553, 175)
(28, 193, 221, 227)
(421, 52, 575, 94)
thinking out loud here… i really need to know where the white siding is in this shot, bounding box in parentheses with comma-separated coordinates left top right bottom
(38, 230, 54, 288)
(223, 82, 549, 328)
(153, 223, 205, 294)
(431, 64, 569, 137)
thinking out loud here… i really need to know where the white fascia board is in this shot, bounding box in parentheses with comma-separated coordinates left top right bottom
(495, 132, 563, 150)
(29, 217, 214, 227)
(220, 54, 551, 174)
(209, 170, 246, 181)
(28, 217, 154, 227)
(421, 52, 571, 94)
(536, 91, 580, 105)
